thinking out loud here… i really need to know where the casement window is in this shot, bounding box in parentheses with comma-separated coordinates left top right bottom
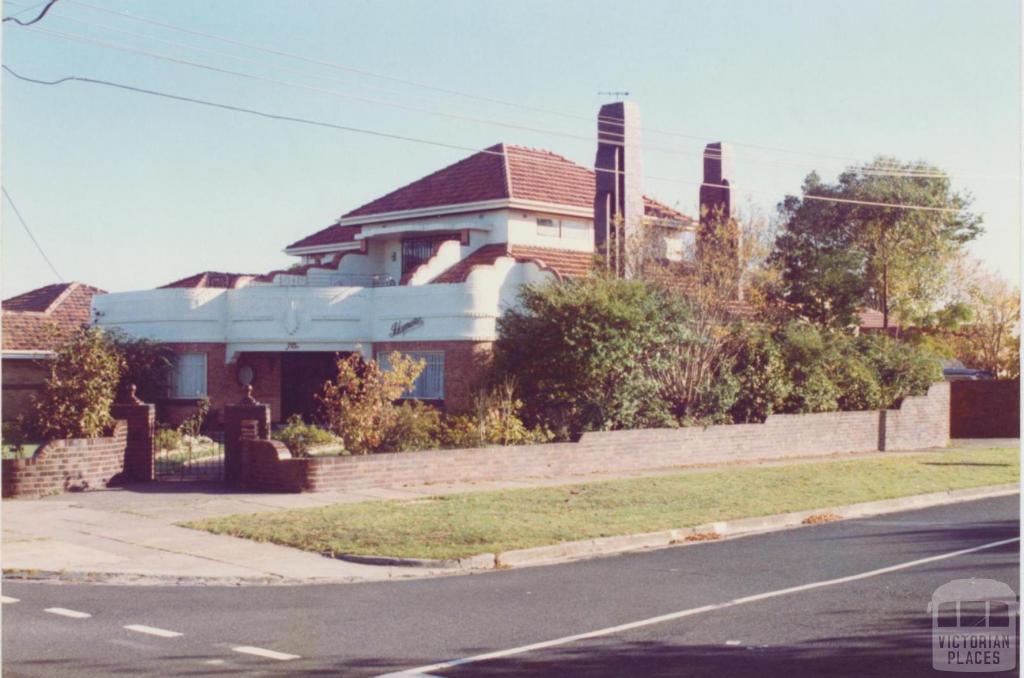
(168, 353, 208, 399)
(379, 350, 445, 400)
(536, 217, 560, 237)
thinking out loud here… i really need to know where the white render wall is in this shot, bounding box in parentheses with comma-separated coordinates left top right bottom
(93, 259, 550, 362)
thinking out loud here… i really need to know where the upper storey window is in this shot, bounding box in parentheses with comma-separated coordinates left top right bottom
(536, 217, 560, 237)
(401, 236, 449, 275)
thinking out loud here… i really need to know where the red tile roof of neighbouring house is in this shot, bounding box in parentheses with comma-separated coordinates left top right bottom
(432, 244, 595, 283)
(159, 271, 258, 289)
(287, 143, 693, 251)
(2, 282, 106, 352)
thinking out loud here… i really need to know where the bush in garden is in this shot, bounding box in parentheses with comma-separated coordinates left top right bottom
(272, 414, 340, 456)
(728, 327, 791, 423)
(105, 330, 175, 403)
(440, 379, 553, 448)
(856, 333, 942, 407)
(494, 275, 690, 438)
(318, 352, 425, 454)
(774, 322, 840, 414)
(27, 327, 125, 440)
(830, 348, 885, 411)
(379, 401, 442, 453)
(154, 427, 182, 452)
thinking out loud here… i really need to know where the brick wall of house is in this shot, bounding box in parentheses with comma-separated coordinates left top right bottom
(373, 340, 493, 411)
(2, 421, 127, 498)
(950, 380, 1020, 438)
(160, 344, 282, 427)
(1, 359, 47, 422)
(239, 382, 951, 494)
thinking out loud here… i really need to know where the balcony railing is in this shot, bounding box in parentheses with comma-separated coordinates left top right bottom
(269, 272, 397, 288)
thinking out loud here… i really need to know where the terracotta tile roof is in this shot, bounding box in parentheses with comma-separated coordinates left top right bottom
(2, 282, 106, 352)
(643, 196, 696, 228)
(858, 308, 900, 331)
(286, 224, 362, 252)
(159, 271, 257, 289)
(287, 143, 694, 250)
(433, 244, 594, 283)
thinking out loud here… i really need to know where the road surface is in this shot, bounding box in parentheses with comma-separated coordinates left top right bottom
(3, 494, 1019, 677)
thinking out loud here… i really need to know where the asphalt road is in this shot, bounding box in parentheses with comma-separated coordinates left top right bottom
(2, 495, 1019, 677)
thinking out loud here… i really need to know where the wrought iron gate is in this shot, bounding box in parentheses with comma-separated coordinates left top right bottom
(154, 431, 224, 481)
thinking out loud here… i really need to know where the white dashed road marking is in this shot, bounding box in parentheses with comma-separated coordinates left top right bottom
(725, 640, 742, 646)
(44, 608, 91, 619)
(232, 645, 300, 661)
(1, 596, 19, 604)
(124, 624, 183, 638)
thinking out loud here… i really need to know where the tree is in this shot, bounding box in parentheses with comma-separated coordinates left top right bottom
(106, 330, 175, 403)
(27, 327, 125, 439)
(950, 271, 1021, 377)
(493, 274, 690, 437)
(771, 159, 982, 329)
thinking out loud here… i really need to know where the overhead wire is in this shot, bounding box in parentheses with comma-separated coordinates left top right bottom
(2, 186, 65, 282)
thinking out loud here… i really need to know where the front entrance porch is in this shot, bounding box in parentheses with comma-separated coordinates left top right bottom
(280, 352, 343, 423)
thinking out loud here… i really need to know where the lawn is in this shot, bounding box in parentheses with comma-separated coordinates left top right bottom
(1, 443, 40, 460)
(182, 447, 1019, 560)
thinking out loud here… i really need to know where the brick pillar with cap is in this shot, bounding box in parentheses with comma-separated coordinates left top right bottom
(110, 384, 156, 482)
(223, 385, 271, 487)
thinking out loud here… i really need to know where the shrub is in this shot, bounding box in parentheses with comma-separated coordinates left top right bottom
(106, 330, 174, 403)
(318, 352, 425, 454)
(273, 414, 340, 457)
(830, 350, 885, 411)
(857, 333, 942, 407)
(27, 327, 125, 440)
(775, 322, 839, 414)
(728, 327, 791, 423)
(494, 275, 690, 438)
(154, 427, 182, 452)
(379, 401, 442, 453)
(440, 379, 553, 448)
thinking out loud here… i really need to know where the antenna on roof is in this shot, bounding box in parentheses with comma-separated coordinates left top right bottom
(597, 91, 630, 101)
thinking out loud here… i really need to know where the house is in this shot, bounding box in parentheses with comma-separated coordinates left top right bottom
(93, 103, 727, 424)
(2, 282, 106, 421)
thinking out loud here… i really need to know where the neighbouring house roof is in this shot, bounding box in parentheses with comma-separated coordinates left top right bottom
(432, 244, 595, 283)
(2, 282, 106, 353)
(857, 308, 899, 330)
(159, 271, 258, 290)
(287, 143, 693, 251)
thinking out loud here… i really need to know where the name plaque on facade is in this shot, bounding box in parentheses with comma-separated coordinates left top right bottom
(389, 317, 424, 337)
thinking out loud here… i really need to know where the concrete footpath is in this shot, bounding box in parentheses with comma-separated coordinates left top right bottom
(1, 440, 1017, 585)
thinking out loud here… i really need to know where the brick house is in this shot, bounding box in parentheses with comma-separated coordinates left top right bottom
(94, 103, 719, 425)
(2, 282, 106, 421)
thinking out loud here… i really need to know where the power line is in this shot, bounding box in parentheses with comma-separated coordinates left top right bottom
(2, 0, 57, 24)
(2, 65, 970, 215)
(59, 0, 1003, 177)
(14, 18, 991, 183)
(2, 186, 65, 282)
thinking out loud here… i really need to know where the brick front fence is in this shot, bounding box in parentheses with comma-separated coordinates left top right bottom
(237, 382, 951, 494)
(2, 421, 128, 498)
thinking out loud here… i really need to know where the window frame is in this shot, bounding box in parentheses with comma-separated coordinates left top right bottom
(379, 350, 445, 401)
(168, 352, 208, 399)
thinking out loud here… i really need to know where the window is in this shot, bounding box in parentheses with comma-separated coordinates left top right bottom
(379, 350, 444, 400)
(169, 353, 207, 398)
(401, 237, 448, 275)
(536, 217, 560, 237)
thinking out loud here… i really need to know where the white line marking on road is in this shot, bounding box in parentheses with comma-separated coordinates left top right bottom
(725, 640, 742, 646)
(204, 659, 226, 665)
(389, 536, 1020, 676)
(232, 646, 300, 661)
(44, 607, 91, 619)
(124, 624, 183, 638)
(1, 596, 20, 604)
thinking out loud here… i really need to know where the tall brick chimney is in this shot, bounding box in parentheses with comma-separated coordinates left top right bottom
(594, 101, 644, 277)
(697, 142, 739, 291)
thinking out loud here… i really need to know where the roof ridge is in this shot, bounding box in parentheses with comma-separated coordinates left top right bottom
(43, 282, 79, 315)
(498, 142, 513, 200)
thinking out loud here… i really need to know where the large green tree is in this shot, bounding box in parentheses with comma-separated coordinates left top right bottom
(771, 159, 982, 328)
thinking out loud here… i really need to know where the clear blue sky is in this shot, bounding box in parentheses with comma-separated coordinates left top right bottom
(2, 0, 1020, 297)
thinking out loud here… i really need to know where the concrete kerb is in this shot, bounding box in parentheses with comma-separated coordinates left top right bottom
(326, 483, 1020, 572)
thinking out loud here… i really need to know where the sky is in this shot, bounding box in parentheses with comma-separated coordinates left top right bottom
(2, 0, 1020, 297)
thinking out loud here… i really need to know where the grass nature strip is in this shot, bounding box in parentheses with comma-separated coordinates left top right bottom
(182, 448, 1019, 560)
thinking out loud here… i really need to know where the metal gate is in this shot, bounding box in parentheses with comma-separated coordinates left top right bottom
(154, 431, 225, 481)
